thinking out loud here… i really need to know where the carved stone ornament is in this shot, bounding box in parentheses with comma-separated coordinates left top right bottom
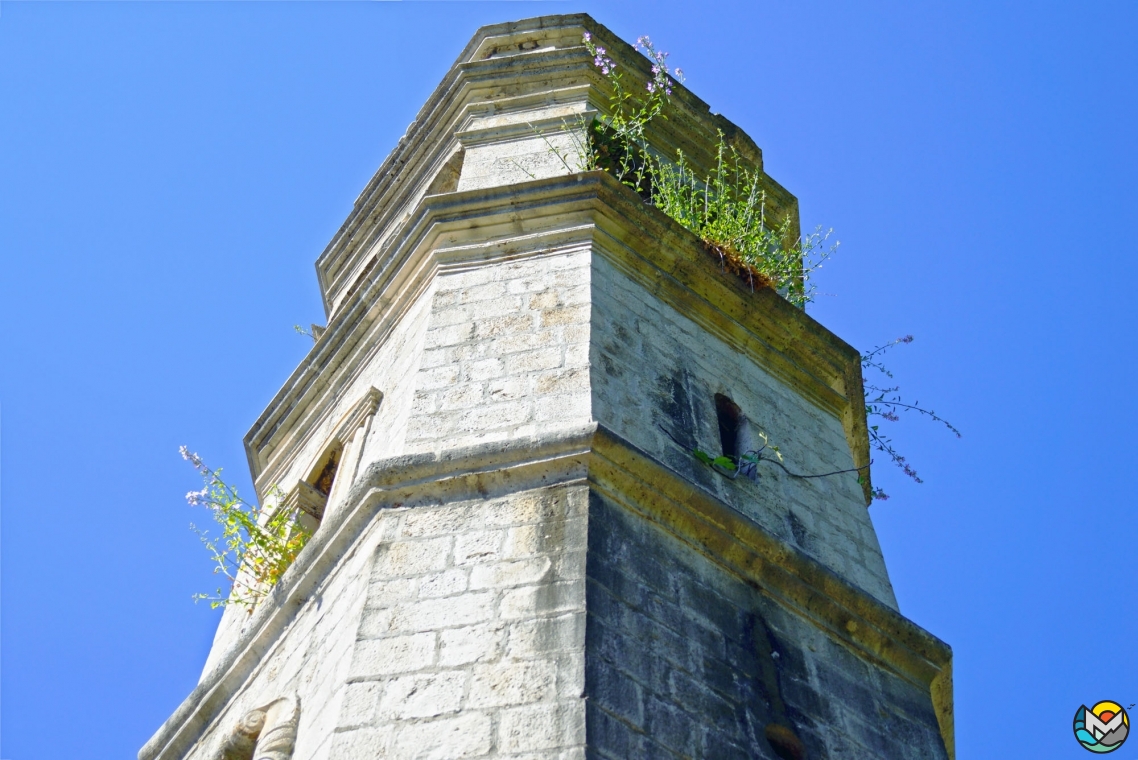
(216, 694, 299, 760)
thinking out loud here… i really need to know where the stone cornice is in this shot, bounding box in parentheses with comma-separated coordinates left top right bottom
(143, 424, 950, 760)
(143, 426, 597, 760)
(246, 171, 872, 503)
(313, 13, 794, 321)
(588, 426, 953, 758)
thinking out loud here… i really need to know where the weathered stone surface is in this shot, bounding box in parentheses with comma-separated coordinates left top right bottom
(142, 14, 953, 760)
(585, 490, 949, 759)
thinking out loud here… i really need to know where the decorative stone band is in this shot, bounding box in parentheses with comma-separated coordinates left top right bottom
(330, 387, 383, 446)
(141, 423, 953, 760)
(587, 426, 954, 759)
(454, 108, 598, 149)
(246, 171, 873, 504)
(314, 15, 783, 318)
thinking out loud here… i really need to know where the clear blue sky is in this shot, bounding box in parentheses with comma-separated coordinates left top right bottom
(1, 2, 1135, 758)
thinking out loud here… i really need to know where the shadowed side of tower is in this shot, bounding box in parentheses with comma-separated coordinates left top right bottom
(142, 15, 953, 760)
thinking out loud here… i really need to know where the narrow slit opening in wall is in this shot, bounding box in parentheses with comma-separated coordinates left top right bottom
(310, 443, 342, 497)
(715, 393, 743, 460)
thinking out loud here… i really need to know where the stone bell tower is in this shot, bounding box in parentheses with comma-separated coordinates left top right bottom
(142, 15, 953, 760)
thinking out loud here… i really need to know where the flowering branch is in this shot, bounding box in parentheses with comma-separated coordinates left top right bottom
(180, 446, 311, 609)
(581, 32, 828, 307)
(860, 337, 961, 499)
(582, 32, 681, 193)
(582, 32, 955, 502)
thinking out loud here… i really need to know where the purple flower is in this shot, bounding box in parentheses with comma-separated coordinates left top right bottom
(186, 487, 209, 506)
(647, 82, 656, 93)
(674, 67, 684, 78)
(596, 46, 605, 56)
(180, 445, 206, 472)
(583, 32, 592, 42)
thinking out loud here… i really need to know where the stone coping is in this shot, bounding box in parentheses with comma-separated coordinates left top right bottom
(313, 13, 794, 319)
(142, 423, 951, 760)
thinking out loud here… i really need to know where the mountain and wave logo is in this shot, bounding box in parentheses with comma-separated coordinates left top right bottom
(1074, 701, 1129, 753)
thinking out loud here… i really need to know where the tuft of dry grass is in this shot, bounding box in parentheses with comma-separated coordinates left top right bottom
(702, 240, 776, 292)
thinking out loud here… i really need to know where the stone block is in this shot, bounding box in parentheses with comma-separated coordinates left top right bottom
(327, 726, 395, 760)
(507, 274, 554, 294)
(455, 280, 507, 304)
(437, 382, 486, 411)
(379, 671, 468, 720)
(539, 304, 590, 327)
(488, 376, 530, 401)
(417, 364, 460, 391)
(464, 357, 506, 382)
(563, 341, 590, 368)
(498, 703, 563, 753)
(468, 660, 557, 708)
(585, 703, 648, 759)
(424, 321, 475, 349)
(357, 607, 395, 639)
(503, 520, 585, 558)
(469, 557, 553, 590)
(439, 623, 505, 667)
(475, 313, 533, 339)
(526, 289, 561, 310)
(350, 632, 436, 678)
(454, 530, 504, 565)
(506, 613, 584, 659)
(506, 347, 564, 374)
(398, 506, 473, 539)
(337, 681, 383, 728)
(454, 401, 531, 433)
(372, 537, 452, 579)
(534, 367, 589, 395)
(493, 329, 554, 356)
(418, 568, 469, 598)
(499, 581, 584, 620)
(389, 593, 495, 633)
(534, 392, 590, 423)
(391, 712, 493, 760)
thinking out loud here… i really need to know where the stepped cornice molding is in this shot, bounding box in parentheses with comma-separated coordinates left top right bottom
(145, 424, 951, 760)
(314, 13, 795, 321)
(245, 171, 872, 503)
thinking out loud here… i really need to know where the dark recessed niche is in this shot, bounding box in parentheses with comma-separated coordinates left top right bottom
(715, 393, 743, 459)
(309, 443, 343, 497)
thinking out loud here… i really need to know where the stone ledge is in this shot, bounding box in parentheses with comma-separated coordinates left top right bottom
(314, 13, 791, 321)
(141, 424, 595, 760)
(143, 423, 949, 760)
(246, 170, 872, 506)
(587, 426, 953, 758)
